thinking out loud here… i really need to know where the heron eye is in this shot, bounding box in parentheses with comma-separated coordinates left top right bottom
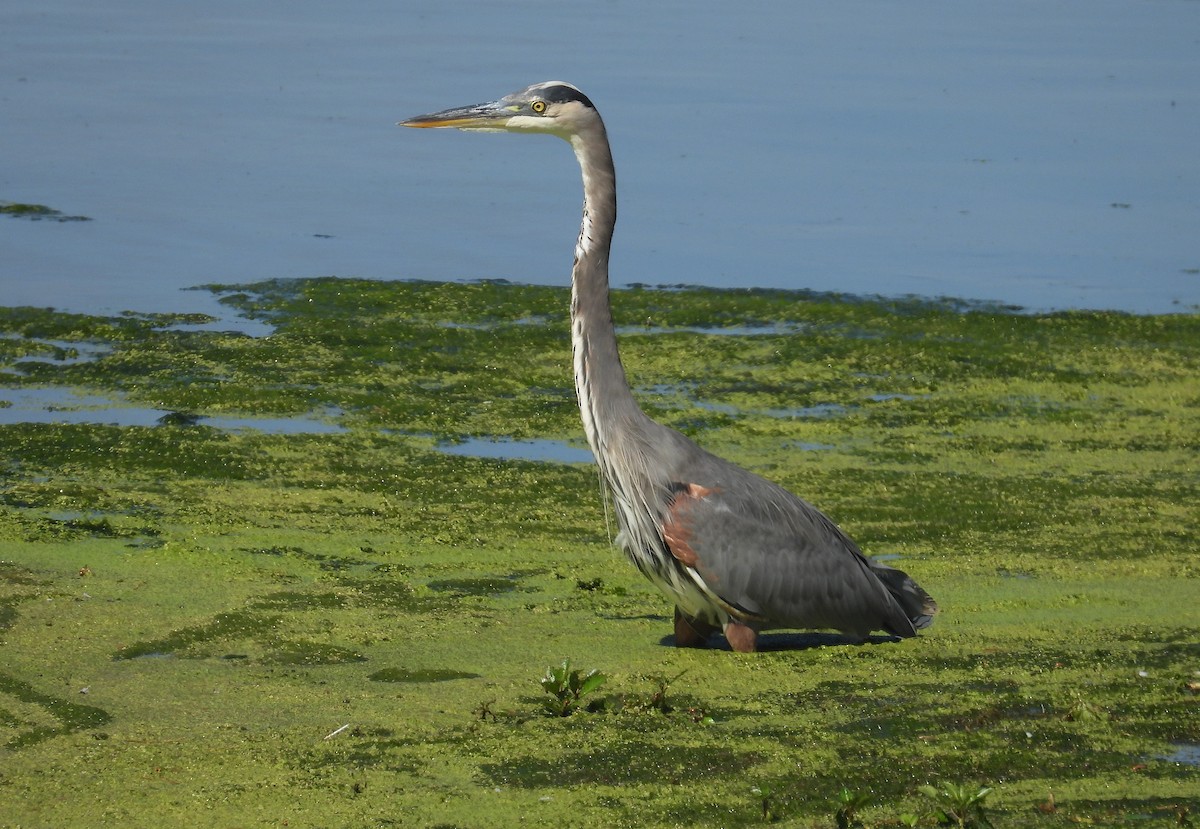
(531, 100, 547, 114)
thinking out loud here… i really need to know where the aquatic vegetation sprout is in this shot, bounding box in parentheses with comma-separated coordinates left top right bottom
(539, 659, 608, 717)
(917, 782, 995, 829)
(833, 787, 874, 828)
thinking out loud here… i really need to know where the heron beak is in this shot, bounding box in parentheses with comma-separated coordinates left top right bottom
(399, 99, 514, 131)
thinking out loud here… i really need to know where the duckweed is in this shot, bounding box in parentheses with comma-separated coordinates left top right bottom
(368, 668, 481, 683)
(0, 278, 1196, 827)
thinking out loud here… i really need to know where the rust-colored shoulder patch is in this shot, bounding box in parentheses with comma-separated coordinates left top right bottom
(674, 482, 715, 500)
(661, 482, 716, 568)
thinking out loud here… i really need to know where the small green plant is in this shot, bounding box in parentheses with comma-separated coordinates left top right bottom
(751, 782, 781, 822)
(473, 699, 498, 722)
(1063, 691, 1109, 722)
(644, 669, 687, 713)
(833, 787, 874, 828)
(600, 670, 692, 716)
(917, 782, 995, 828)
(539, 660, 607, 717)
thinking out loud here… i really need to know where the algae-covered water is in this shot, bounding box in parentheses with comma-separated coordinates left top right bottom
(1, 278, 1196, 827)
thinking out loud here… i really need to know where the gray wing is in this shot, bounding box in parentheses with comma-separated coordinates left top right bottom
(661, 449, 935, 638)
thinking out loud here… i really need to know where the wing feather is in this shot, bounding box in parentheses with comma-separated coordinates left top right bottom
(660, 446, 932, 637)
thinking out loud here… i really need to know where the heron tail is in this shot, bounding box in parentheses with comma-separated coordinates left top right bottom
(873, 562, 938, 635)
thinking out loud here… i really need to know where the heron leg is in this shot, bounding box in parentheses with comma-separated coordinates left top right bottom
(673, 607, 717, 648)
(723, 619, 759, 653)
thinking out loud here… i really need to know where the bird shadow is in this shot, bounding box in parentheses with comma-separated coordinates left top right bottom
(658, 631, 902, 652)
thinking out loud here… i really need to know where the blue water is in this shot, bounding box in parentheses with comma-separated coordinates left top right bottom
(435, 437, 594, 465)
(2, 0, 1197, 316)
(0, 386, 347, 434)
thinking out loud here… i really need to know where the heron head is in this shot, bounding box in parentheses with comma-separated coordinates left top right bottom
(399, 81, 599, 140)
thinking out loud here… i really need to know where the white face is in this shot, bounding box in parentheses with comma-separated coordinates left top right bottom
(401, 81, 600, 140)
(489, 100, 591, 137)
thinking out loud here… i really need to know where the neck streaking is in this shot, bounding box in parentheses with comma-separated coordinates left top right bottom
(567, 126, 639, 458)
(563, 112, 713, 615)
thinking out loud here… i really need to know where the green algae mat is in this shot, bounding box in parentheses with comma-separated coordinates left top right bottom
(1, 278, 1196, 828)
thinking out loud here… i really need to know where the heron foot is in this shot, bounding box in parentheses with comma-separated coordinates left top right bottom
(673, 607, 717, 648)
(723, 620, 759, 653)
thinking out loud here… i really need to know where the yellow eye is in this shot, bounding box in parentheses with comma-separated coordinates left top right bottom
(531, 100, 547, 114)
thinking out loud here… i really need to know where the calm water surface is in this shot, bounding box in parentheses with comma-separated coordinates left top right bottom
(2, 0, 1198, 316)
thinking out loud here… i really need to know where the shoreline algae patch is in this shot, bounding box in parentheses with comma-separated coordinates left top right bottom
(1, 201, 92, 222)
(0, 277, 1197, 827)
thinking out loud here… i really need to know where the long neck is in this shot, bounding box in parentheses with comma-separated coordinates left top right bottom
(566, 123, 682, 590)
(567, 124, 645, 459)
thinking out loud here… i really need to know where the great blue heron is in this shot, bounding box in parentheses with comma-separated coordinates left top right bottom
(401, 81, 937, 652)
